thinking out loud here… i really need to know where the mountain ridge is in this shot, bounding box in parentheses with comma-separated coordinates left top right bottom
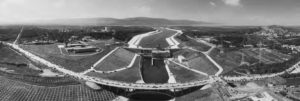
(29, 17, 211, 26)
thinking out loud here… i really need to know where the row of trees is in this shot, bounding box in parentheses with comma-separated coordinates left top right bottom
(0, 26, 154, 43)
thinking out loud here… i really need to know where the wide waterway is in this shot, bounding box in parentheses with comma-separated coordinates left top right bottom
(140, 56, 169, 83)
(138, 28, 177, 48)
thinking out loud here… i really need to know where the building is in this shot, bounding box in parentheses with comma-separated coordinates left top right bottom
(66, 46, 99, 53)
(64, 43, 100, 53)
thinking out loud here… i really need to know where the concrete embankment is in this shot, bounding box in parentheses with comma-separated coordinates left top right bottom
(128, 30, 160, 48)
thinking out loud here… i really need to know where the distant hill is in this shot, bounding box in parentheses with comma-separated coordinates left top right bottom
(32, 17, 210, 26)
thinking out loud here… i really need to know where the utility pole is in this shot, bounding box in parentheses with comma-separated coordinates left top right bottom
(258, 41, 263, 65)
(220, 34, 224, 54)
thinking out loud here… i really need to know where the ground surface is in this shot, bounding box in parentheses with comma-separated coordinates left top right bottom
(175, 88, 223, 101)
(0, 76, 117, 101)
(187, 53, 219, 75)
(20, 43, 117, 72)
(0, 45, 44, 76)
(86, 56, 142, 83)
(168, 61, 208, 83)
(94, 48, 135, 71)
(209, 47, 292, 75)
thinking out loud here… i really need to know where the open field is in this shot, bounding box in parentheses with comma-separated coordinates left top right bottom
(0, 45, 43, 75)
(94, 48, 135, 71)
(20, 44, 116, 72)
(283, 77, 300, 86)
(0, 76, 117, 101)
(139, 28, 176, 48)
(187, 53, 218, 75)
(209, 48, 244, 74)
(0, 45, 28, 64)
(86, 56, 142, 83)
(168, 62, 208, 83)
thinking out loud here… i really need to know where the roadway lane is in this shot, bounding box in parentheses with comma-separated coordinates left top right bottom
(138, 28, 177, 48)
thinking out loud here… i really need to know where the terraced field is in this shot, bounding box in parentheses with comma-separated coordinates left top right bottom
(94, 48, 136, 71)
(86, 56, 142, 83)
(139, 29, 177, 48)
(168, 62, 208, 83)
(20, 44, 116, 72)
(0, 77, 117, 101)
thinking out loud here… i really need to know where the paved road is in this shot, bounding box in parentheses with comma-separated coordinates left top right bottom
(138, 28, 177, 48)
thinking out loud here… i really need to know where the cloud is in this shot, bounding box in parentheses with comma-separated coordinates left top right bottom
(209, 1, 216, 7)
(53, 0, 66, 8)
(134, 6, 152, 16)
(221, 0, 241, 6)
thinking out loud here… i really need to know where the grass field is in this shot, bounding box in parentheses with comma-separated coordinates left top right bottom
(139, 29, 176, 48)
(284, 77, 300, 86)
(182, 38, 211, 52)
(94, 48, 135, 71)
(86, 56, 142, 83)
(0, 70, 79, 86)
(187, 53, 218, 75)
(168, 62, 208, 83)
(0, 45, 43, 75)
(20, 43, 116, 72)
(0, 45, 28, 64)
(172, 49, 199, 60)
(209, 48, 244, 74)
(0, 76, 117, 101)
(172, 49, 218, 75)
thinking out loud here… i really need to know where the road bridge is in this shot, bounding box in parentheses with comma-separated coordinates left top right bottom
(3, 42, 213, 90)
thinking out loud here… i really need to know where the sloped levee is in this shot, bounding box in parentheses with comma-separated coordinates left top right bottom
(94, 48, 136, 71)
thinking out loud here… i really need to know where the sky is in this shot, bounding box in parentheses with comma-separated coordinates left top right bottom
(1, 0, 300, 25)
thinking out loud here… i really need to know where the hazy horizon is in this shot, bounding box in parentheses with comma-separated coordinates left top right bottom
(1, 0, 300, 25)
